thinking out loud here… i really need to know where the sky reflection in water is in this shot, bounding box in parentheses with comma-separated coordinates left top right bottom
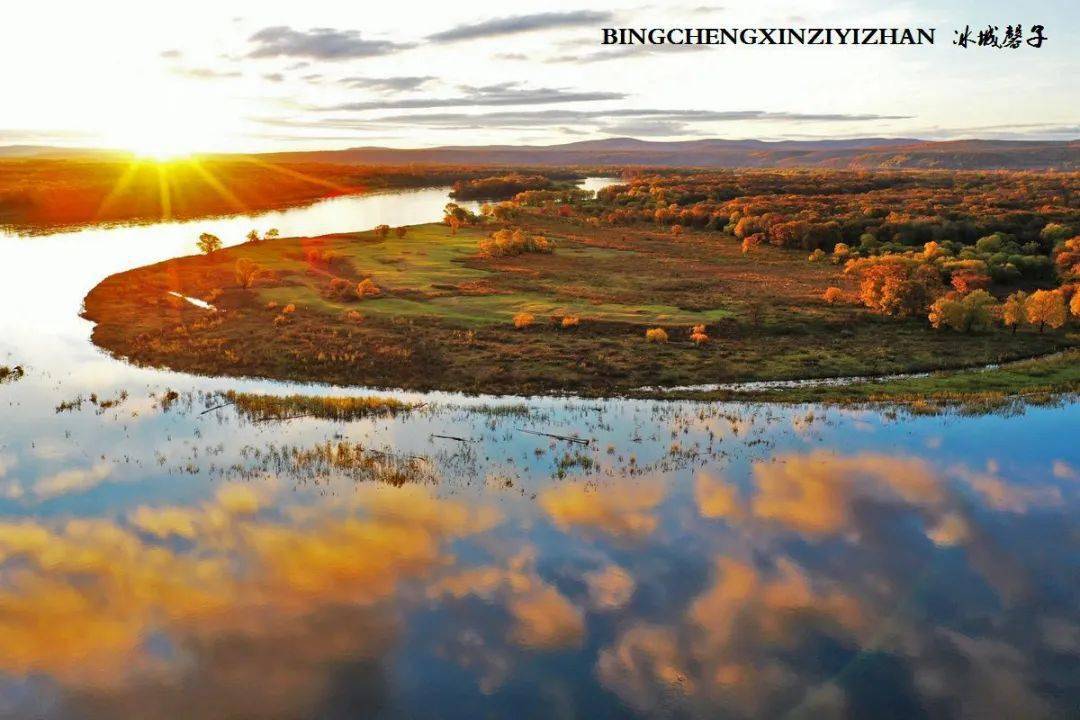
(0, 183, 1077, 719)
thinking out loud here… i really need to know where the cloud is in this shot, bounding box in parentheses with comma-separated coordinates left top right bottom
(262, 72, 284, 83)
(172, 66, 242, 80)
(602, 119, 690, 136)
(694, 471, 744, 519)
(428, 548, 584, 650)
(326, 83, 624, 111)
(540, 479, 666, 540)
(247, 26, 413, 60)
(548, 42, 716, 64)
(584, 564, 636, 610)
(33, 460, 113, 499)
(428, 11, 612, 43)
(0, 484, 497, 691)
(310, 107, 910, 130)
(951, 464, 1063, 513)
(1052, 460, 1078, 480)
(338, 76, 435, 93)
(0, 452, 15, 478)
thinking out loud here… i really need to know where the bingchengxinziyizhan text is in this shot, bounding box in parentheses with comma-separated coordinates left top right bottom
(601, 25, 1048, 48)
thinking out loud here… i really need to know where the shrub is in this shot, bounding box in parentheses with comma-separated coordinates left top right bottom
(690, 324, 708, 344)
(356, 278, 381, 298)
(235, 258, 261, 288)
(561, 315, 580, 328)
(345, 310, 363, 323)
(645, 327, 669, 343)
(273, 314, 288, 326)
(394, 226, 408, 238)
(374, 224, 390, 239)
(822, 286, 843, 304)
(922, 241, 945, 260)
(741, 232, 765, 254)
(266, 301, 278, 310)
(479, 229, 555, 257)
(1072, 289, 1080, 319)
(282, 304, 296, 314)
(808, 249, 826, 262)
(327, 277, 358, 300)
(513, 312, 535, 329)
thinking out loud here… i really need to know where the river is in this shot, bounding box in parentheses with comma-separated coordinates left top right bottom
(0, 179, 1076, 719)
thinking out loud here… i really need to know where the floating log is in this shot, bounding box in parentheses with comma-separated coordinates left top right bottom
(515, 427, 590, 445)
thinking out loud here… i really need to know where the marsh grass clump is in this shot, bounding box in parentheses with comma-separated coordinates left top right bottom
(225, 392, 417, 422)
(646, 327, 669, 343)
(514, 312, 535, 329)
(555, 451, 595, 478)
(234, 440, 435, 487)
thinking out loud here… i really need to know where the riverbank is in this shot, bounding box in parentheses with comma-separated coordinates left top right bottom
(81, 218, 1077, 401)
(646, 349, 1080, 409)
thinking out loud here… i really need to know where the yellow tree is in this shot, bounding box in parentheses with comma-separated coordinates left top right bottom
(1025, 289, 1066, 332)
(1002, 291, 1028, 333)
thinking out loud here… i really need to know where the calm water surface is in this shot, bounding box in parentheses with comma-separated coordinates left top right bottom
(0, 180, 1077, 719)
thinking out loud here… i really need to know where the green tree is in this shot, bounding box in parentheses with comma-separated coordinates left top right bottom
(197, 232, 222, 254)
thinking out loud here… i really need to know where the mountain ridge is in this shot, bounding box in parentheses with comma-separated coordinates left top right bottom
(2, 137, 1077, 170)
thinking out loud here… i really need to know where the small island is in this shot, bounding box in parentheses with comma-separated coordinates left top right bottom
(82, 171, 1080, 401)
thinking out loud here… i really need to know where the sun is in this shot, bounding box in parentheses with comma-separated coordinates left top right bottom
(100, 94, 229, 160)
(115, 125, 209, 160)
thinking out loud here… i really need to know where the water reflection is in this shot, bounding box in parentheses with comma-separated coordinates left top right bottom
(0, 394, 1075, 719)
(0, 180, 1077, 718)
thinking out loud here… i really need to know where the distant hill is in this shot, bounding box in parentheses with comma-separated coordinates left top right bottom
(3, 137, 1077, 170)
(0, 145, 125, 159)
(260, 138, 1080, 171)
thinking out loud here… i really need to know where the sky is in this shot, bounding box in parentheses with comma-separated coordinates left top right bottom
(0, 0, 1077, 155)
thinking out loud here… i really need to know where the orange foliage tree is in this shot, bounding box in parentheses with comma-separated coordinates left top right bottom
(1025, 289, 1067, 332)
(844, 256, 944, 317)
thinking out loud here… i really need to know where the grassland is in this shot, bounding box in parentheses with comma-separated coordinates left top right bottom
(81, 215, 1076, 398)
(662, 349, 1080, 408)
